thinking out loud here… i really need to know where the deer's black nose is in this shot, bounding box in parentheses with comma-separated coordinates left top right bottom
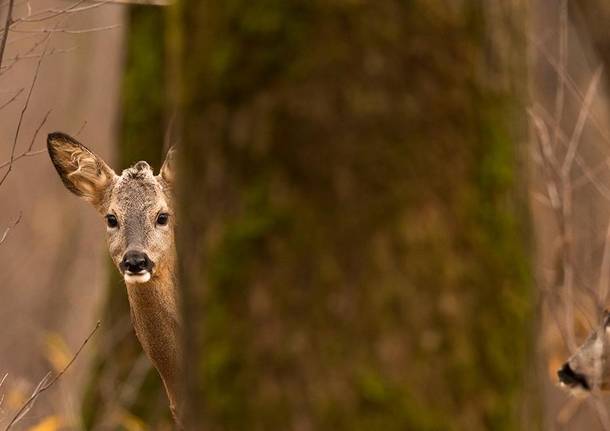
(121, 250, 152, 274)
(558, 363, 590, 390)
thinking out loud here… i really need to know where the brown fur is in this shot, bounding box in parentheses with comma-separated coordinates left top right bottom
(47, 133, 182, 422)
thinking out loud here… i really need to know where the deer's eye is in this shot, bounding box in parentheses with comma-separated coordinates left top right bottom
(106, 214, 118, 229)
(156, 213, 169, 226)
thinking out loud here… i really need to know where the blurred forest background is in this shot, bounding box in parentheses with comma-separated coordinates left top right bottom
(1, 0, 610, 430)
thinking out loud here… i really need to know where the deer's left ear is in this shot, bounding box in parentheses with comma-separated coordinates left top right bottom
(159, 146, 176, 185)
(47, 132, 116, 209)
(603, 310, 610, 328)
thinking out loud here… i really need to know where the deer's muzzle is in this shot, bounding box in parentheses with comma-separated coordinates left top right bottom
(558, 362, 590, 390)
(121, 250, 154, 283)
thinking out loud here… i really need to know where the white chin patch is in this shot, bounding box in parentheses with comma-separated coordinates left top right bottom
(124, 271, 151, 284)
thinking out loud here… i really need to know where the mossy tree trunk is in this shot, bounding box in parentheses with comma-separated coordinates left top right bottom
(175, 1, 537, 430)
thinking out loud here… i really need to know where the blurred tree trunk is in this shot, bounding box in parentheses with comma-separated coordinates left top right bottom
(82, 6, 170, 428)
(175, 1, 538, 430)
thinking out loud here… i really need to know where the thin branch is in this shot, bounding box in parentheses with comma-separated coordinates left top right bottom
(533, 2, 610, 427)
(532, 102, 610, 202)
(2, 28, 45, 58)
(0, 373, 7, 407)
(0, 35, 49, 187)
(531, 35, 610, 146)
(529, 108, 560, 209)
(553, 0, 567, 154)
(10, 24, 120, 34)
(91, 354, 152, 431)
(75, 120, 87, 136)
(87, 0, 170, 5)
(0, 0, 115, 31)
(0, 0, 26, 11)
(0, 0, 14, 67)
(0, 87, 22, 111)
(5, 373, 50, 428)
(599, 218, 610, 308)
(0, 40, 75, 76)
(562, 66, 603, 176)
(0, 110, 52, 171)
(0, 212, 21, 246)
(27, 109, 51, 151)
(572, 158, 610, 193)
(4, 321, 101, 431)
(17, 0, 99, 24)
(556, 396, 585, 426)
(0, 149, 45, 170)
(590, 395, 610, 431)
(6, 32, 42, 47)
(560, 175, 577, 352)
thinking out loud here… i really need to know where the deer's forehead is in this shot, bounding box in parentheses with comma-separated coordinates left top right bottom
(110, 172, 165, 214)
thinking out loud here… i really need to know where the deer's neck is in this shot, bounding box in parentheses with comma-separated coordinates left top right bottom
(125, 268, 181, 412)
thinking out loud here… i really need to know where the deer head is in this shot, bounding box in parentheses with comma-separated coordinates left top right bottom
(558, 311, 610, 393)
(47, 132, 176, 285)
(47, 132, 182, 422)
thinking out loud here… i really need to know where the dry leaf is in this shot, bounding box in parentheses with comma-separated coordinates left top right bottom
(44, 333, 71, 372)
(119, 411, 146, 431)
(26, 415, 61, 431)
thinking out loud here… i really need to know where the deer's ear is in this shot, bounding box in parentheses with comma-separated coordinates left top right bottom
(159, 146, 176, 185)
(47, 132, 116, 208)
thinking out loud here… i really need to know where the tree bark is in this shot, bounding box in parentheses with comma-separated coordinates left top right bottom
(176, 2, 537, 430)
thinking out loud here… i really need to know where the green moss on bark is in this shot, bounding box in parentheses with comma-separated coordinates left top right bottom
(176, 2, 538, 430)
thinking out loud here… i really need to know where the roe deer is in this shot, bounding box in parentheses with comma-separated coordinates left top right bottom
(558, 311, 610, 393)
(47, 132, 182, 422)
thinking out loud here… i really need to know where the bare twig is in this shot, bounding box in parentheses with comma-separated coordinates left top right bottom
(3, 321, 101, 431)
(598, 219, 610, 306)
(5, 374, 50, 428)
(0, 0, 26, 10)
(572, 158, 610, 195)
(552, 0, 567, 154)
(0, 44, 77, 75)
(590, 395, 610, 431)
(88, 0, 170, 5)
(17, 0, 102, 24)
(529, 109, 560, 209)
(6, 32, 43, 47)
(531, 35, 610, 147)
(560, 166, 577, 352)
(0, 148, 46, 170)
(532, 102, 610, 201)
(532, 2, 610, 427)
(75, 120, 87, 136)
(0, 373, 7, 408)
(0, 87, 22, 111)
(557, 395, 585, 426)
(0, 110, 52, 190)
(0, 212, 21, 246)
(0, 0, 116, 31)
(2, 31, 46, 66)
(562, 66, 603, 175)
(26, 108, 51, 152)
(0, 0, 14, 67)
(91, 354, 152, 431)
(10, 23, 120, 34)
(0, 34, 49, 187)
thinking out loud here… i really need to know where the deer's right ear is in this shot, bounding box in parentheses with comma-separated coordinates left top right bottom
(47, 132, 116, 208)
(159, 146, 176, 185)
